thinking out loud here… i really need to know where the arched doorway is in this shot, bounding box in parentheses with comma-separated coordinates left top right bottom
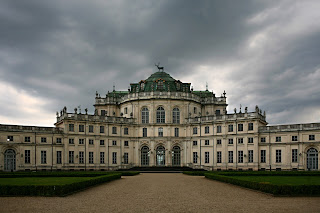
(307, 148, 318, 170)
(172, 146, 181, 166)
(4, 149, 16, 171)
(156, 146, 165, 166)
(141, 146, 150, 166)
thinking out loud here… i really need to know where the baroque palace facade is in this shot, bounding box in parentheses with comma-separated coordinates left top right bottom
(0, 70, 319, 171)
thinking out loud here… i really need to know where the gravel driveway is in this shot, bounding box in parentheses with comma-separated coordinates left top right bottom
(0, 173, 319, 213)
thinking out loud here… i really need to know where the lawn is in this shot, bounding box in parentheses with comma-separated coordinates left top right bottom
(230, 176, 320, 185)
(0, 177, 94, 186)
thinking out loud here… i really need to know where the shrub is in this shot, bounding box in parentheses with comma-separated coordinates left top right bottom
(183, 171, 207, 176)
(205, 173, 320, 196)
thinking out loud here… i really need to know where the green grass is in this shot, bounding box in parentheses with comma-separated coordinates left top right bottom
(0, 177, 94, 186)
(230, 176, 320, 185)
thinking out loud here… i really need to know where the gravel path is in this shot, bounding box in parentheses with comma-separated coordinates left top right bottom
(0, 173, 320, 213)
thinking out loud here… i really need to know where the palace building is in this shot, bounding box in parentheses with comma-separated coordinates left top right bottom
(0, 69, 319, 171)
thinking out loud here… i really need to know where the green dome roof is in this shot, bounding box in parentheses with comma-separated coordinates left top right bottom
(145, 71, 176, 82)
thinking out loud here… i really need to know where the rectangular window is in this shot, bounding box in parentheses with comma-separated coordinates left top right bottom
(248, 137, 254, 143)
(238, 151, 243, 163)
(112, 127, 117, 134)
(238, 138, 243, 144)
(41, 151, 47, 164)
(238, 124, 243, 131)
(292, 136, 298, 141)
(215, 110, 221, 115)
(292, 149, 298, 163)
(228, 151, 233, 163)
(89, 139, 94, 145)
(276, 150, 281, 163)
(158, 127, 163, 137)
(228, 138, 233, 144)
(217, 151, 222, 163)
(69, 124, 74, 132)
(101, 110, 106, 116)
(7, 136, 13, 141)
(100, 126, 104, 133)
(124, 153, 129, 164)
(261, 150, 266, 163)
(217, 126, 222, 133)
(41, 137, 47, 143)
(228, 124, 233, 132)
(112, 140, 117, 146)
(112, 152, 117, 164)
(79, 151, 84, 164)
(309, 135, 315, 140)
(124, 107, 128, 114)
(100, 140, 105, 146)
(79, 138, 84, 145)
(205, 126, 209, 134)
(248, 150, 253, 163)
(194, 107, 197, 114)
(276, 136, 281, 142)
(193, 141, 197, 146)
(100, 152, 105, 164)
(193, 152, 197, 163)
(193, 127, 198, 134)
(205, 152, 209, 164)
(79, 124, 84, 132)
(124, 127, 129, 135)
(89, 152, 94, 164)
(205, 140, 209, 145)
(69, 151, 74, 164)
(174, 128, 179, 137)
(89, 125, 94, 133)
(25, 137, 31, 142)
(217, 139, 222, 145)
(56, 138, 62, 143)
(25, 150, 30, 164)
(124, 141, 129, 146)
(260, 137, 266, 143)
(56, 151, 62, 164)
(143, 128, 147, 137)
(248, 123, 254, 131)
(69, 138, 74, 144)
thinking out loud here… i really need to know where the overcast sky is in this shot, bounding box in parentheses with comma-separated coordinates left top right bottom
(1, 0, 320, 127)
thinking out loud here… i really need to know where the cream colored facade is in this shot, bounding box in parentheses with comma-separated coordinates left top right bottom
(0, 70, 319, 171)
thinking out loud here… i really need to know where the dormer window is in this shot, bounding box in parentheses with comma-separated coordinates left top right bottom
(157, 80, 164, 90)
(140, 82, 145, 90)
(176, 82, 181, 90)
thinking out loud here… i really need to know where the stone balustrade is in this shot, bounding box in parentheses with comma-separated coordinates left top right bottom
(95, 91, 227, 105)
(259, 123, 320, 132)
(56, 113, 135, 124)
(0, 124, 63, 133)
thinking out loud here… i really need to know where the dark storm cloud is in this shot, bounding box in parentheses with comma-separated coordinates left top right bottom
(0, 0, 319, 125)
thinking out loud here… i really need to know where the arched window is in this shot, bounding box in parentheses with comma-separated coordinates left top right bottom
(141, 146, 150, 166)
(141, 107, 149, 123)
(156, 107, 165, 123)
(172, 108, 180, 124)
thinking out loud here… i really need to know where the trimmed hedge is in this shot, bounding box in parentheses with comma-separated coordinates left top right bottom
(0, 173, 121, 196)
(120, 171, 140, 176)
(205, 173, 320, 196)
(212, 171, 320, 176)
(0, 171, 121, 178)
(183, 171, 207, 176)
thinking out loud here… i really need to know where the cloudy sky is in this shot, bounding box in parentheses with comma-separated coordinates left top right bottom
(1, 0, 320, 127)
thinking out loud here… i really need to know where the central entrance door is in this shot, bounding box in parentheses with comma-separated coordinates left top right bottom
(4, 149, 16, 171)
(156, 146, 165, 166)
(307, 148, 318, 170)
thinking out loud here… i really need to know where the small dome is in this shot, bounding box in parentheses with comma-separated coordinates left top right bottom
(145, 71, 176, 82)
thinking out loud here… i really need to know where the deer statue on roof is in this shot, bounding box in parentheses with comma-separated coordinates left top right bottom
(155, 63, 164, 72)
